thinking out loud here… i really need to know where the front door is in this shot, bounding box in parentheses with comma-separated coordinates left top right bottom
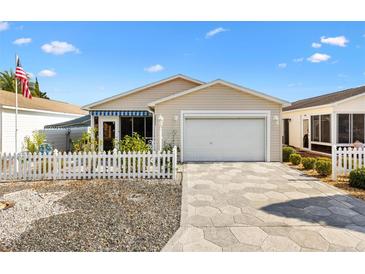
(98, 116, 120, 152)
(303, 119, 309, 148)
(103, 121, 115, 151)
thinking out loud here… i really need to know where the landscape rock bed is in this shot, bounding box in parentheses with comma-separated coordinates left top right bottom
(0, 179, 181, 252)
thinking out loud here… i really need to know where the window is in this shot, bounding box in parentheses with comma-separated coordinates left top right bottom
(353, 114, 364, 143)
(321, 115, 331, 143)
(120, 116, 153, 140)
(338, 114, 365, 144)
(311, 116, 320, 141)
(338, 114, 350, 143)
(133, 117, 145, 137)
(311, 114, 331, 143)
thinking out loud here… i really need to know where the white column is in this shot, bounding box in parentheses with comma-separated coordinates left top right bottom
(157, 115, 164, 151)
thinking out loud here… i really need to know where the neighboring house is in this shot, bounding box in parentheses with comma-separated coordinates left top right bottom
(83, 74, 289, 162)
(42, 115, 90, 151)
(0, 90, 87, 153)
(282, 85, 365, 155)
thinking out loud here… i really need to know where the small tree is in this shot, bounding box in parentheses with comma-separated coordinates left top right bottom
(24, 131, 46, 153)
(72, 128, 98, 152)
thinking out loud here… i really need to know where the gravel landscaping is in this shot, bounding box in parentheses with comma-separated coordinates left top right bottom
(0, 178, 181, 252)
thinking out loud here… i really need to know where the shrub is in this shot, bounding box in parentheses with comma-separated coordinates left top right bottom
(72, 128, 98, 152)
(315, 159, 332, 176)
(289, 153, 302, 165)
(116, 132, 150, 152)
(302, 157, 316, 170)
(24, 131, 46, 153)
(283, 146, 296, 162)
(349, 168, 365, 189)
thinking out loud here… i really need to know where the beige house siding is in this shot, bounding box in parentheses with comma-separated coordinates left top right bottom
(335, 94, 365, 112)
(154, 83, 282, 161)
(90, 78, 201, 110)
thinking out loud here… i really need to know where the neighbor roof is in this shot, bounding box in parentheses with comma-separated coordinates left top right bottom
(283, 85, 365, 111)
(148, 79, 290, 107)
(82, 74, 205, 110)
(45, 115, 90, 129)
(0, 90, 87, 115)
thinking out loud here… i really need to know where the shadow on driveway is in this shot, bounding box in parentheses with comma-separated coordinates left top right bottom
(261, 194, 365, 233)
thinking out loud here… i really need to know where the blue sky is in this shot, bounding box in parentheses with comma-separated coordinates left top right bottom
(1, 21, 365, 106)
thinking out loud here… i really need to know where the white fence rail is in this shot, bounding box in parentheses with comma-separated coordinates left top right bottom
(332, 145, 365, 180)
(0, 147, 177, 181)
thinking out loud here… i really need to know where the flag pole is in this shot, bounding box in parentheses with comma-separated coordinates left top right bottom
(15, 54, 18, 170)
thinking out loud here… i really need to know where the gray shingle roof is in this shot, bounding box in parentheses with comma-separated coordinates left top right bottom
(283, 85, 365, 111)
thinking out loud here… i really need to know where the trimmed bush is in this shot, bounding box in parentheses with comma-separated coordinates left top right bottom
(283, 146, 296, 162)
(302, 157, 316, 170)
(349, 168, 365, 189)
(315, 159, 332, 176)
(289, 153, 302, 165)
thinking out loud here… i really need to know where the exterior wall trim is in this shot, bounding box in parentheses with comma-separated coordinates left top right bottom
(179, 110, 271, 163)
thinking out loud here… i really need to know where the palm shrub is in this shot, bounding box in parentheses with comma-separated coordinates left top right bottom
(72, 128, 98, 152)
(289, 153, 302, 165)
(24, 131, 46, 153)
(302, 157, 316, 170)
(349, 168, 365, 189)
(283, 146, 296, 162)
(315, 159, 332, 176)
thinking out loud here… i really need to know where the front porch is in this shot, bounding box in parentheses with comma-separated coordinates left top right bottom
(285, 112, 365, 155)
(90, 110, 155, 151)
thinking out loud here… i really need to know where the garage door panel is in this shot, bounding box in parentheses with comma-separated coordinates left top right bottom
(183, 118, 266, 162)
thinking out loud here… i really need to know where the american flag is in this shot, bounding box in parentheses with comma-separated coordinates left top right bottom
(15, 57, 32, 99)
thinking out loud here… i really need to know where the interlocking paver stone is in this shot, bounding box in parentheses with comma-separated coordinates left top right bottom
(230, 227, 268, 246)
(163, 163, 365, 252)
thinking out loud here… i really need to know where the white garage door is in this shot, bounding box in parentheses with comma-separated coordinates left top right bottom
(183, 117, 266, 162)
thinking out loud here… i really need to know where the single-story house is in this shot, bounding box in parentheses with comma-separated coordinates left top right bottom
(0, 90, 87, 153)
(42, 115, 90, 151)
(83, 74, 290, 162)
(282, 85, 365, 154)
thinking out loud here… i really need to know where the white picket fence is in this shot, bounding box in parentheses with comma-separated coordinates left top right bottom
(0, 147, 177, 181)
(332, 145, 365, 180)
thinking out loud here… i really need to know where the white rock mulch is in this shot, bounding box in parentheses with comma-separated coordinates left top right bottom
(0, 189, 71, 246)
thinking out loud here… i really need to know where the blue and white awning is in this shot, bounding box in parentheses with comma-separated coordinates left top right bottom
(90, 110, 152, 117)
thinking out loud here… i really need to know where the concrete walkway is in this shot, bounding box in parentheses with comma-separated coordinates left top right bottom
(163, 163, 365, 251)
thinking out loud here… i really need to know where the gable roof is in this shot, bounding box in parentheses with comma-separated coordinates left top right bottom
(148, 79, 290, 107)
(283, 85, 365, 111)
(82, 74, 205, 110)
(0, 90, 87, 115)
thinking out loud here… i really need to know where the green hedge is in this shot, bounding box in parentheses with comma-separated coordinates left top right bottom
(283, 146, 296, 162)
(349, 168, 365, 189)
(289, 153, 302, 165)
(315, 159, 332, 176)
(302, 157, 316, 170)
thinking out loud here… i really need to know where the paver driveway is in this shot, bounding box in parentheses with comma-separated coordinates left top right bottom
(163, 162, 365, 251)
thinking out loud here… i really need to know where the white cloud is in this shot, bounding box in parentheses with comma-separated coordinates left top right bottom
(205, 27, 229, 38)
(337, 73, 348, 78)
(13, 37, 32, 45)
(307, 53, 331, 63)
(41, 41, 79, 55)
(278, 63, 287, 69)
(363, 72, 365, 76)
(293, 57, 304, 63)
(38, 69, 56, 77)
(144, 64, 164, 73)
(0, 22, 9, 31)
(320, 36, 349, 47)
(312, 42, 322, 48)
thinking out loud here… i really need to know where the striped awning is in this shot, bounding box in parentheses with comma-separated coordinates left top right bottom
(90, 110, 152, 117)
